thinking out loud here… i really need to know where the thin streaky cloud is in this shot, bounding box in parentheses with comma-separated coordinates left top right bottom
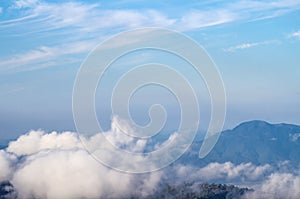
(0, 41, 96, 73)
(3, 0, 300, 34)
(224, 42, 261, 52)
(228, 0, 300, 12)
(13, 0, 40, 9)
(224, 40, 281, 52)
(1, 2, 174, 36)
(177, 9, 237, 31)
(1, 0, 299, 73)
(0, 14, 39, 25)
(1, 1, 100, 28)
(189, 0, 300, 27)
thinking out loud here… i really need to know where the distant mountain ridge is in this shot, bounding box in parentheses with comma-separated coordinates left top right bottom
(1, 120, 300, 167)
(185, 120, 300, 168)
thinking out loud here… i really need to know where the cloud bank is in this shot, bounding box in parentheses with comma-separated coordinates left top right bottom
(1, 117, 300, 198)
(245, 172, 300, 199)
(0, 117, 164, 199)
(173, 162, 271, 183)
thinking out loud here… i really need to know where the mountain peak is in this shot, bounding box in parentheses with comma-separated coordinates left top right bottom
(233, 120, 271, 131)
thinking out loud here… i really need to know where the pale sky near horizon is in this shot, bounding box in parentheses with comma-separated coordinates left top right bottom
(0, 0, 300, 139)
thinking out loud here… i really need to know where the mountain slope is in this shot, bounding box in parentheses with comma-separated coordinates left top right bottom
(185, 120, 300, 168)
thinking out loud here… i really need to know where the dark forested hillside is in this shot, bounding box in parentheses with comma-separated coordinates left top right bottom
(0, 181, 250, 199)
(143, 182, 251, 199)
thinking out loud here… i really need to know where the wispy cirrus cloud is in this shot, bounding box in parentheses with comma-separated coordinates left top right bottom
(224, 40, 281, 52)
(0, 41, 96, 73)
(224, 42, 262, 52)
(179, 0, 300, 30)
(227, 0, 300, 19)
(1, 1, 174, 35)
(3, 0, 300, 34)
(177, 9, 237, 31)
(1, 1, 100, 32)
(1, 0, 300, 72)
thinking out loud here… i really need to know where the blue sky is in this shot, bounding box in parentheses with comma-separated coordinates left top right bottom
(0, 0, 300, 139)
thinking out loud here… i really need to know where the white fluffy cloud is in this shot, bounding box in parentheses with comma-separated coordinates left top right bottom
(0, 151, 17, 182)
(288, 30, 300, 39)
(7, 130, 82, 156)
(12, 149, 157, 199)
(174, 162, 271, 182)
(0, 117, 164, 199)
(245, 172, 300, 199)
(174, 162, 300, 199)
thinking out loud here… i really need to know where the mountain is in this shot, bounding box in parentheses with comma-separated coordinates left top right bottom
(0, 181, 250, 199)
(143, 182, 251, 199)
(0, 139, 11, 150)
(185, 120, 300, 168)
